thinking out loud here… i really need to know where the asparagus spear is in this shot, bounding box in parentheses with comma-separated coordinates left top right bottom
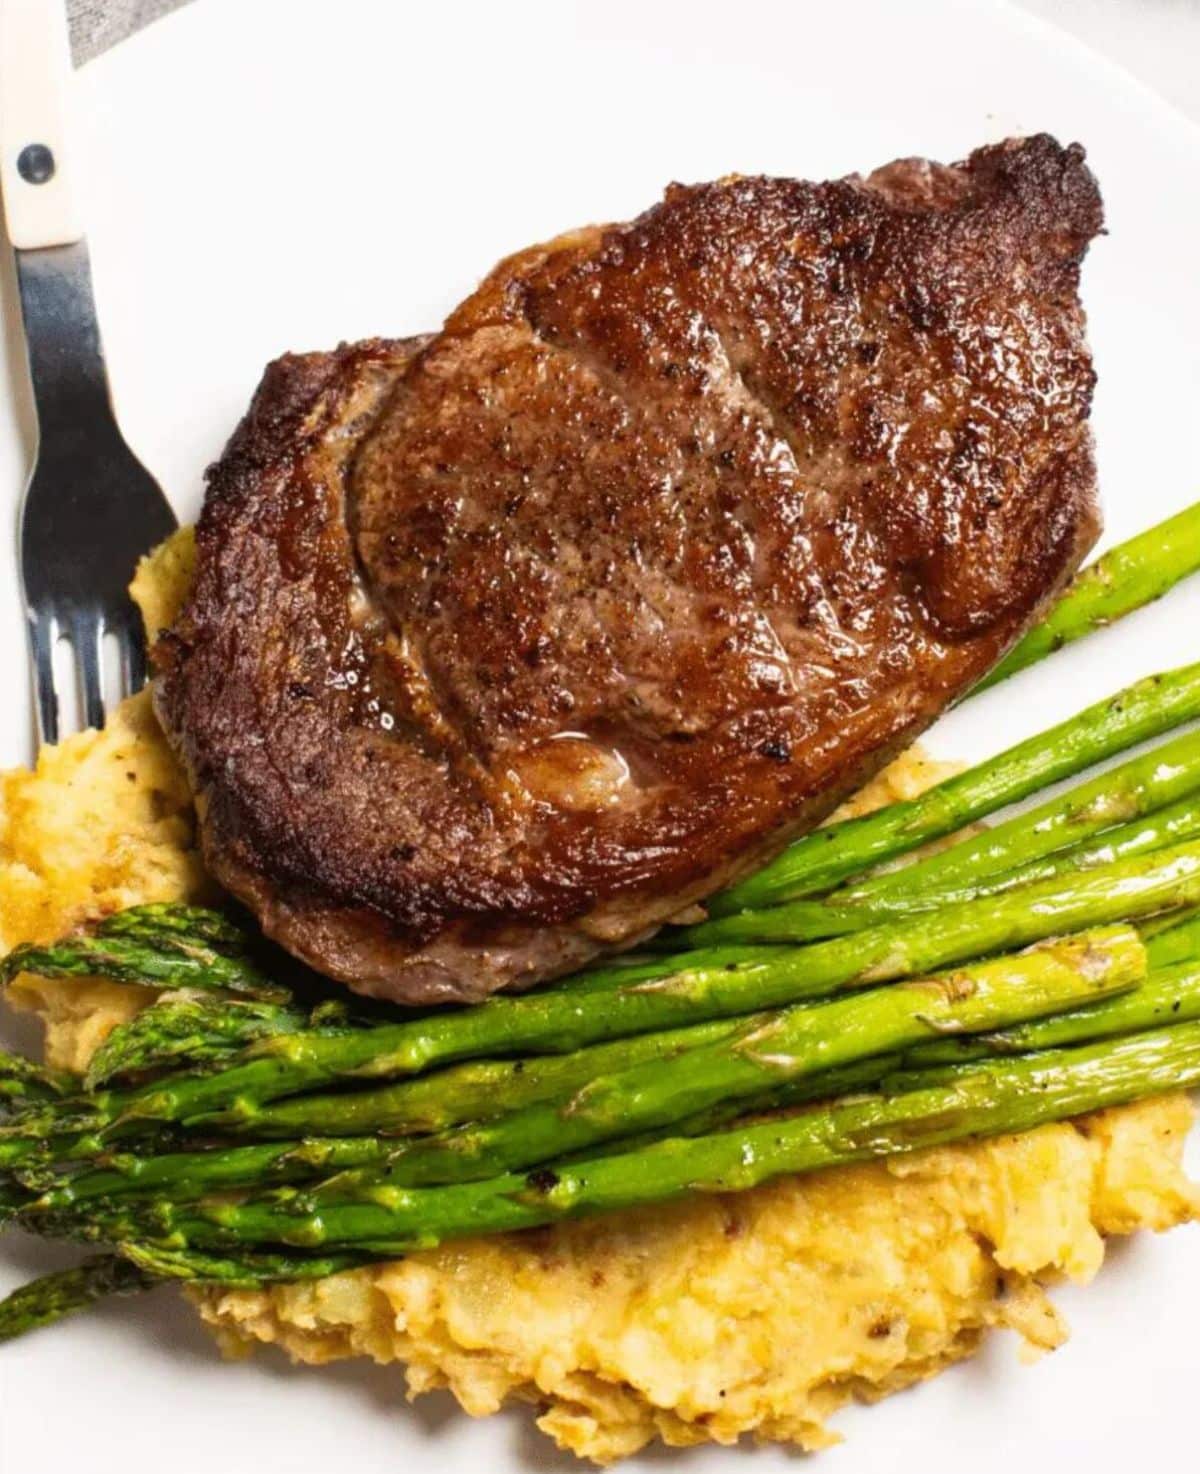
(670, 792, 1200, 948)
(117, 1241, 371, 1286)
(82, 994, 314, 1089)
(976, 501, 1200, 694)
(198, 1014, 749, 1139)
(845, 726, 1200, 903)
(0, 1122, 184, 1181)
(654, 837, 1200, 950)
(16, 1137, 397, 1212)
(899, 956, 1200, 1069)
(0, 926, 288, 1003)
(409, 936, 1200, 1171)
(1143, 908, 1200, 968)
(302, 926, 1143, 1192)
(0, 1243, 377, 1344)
(556, 1054, 906, 1160)
(1139, 904, 1199, 941)
(35, 947, 1178, 1213)
(1, 1050, 72, 1108)
(0, 1016, 751, 1171)
(97, 1022, 1200, 1254)
(93, 904, 250, 950)
(706, 949, 1200, 1120)
(658, 949, 1200, 1136)
(0, 1256, 153, 1341)
(5, 839, 1199, 1161)
(910, 797, 1200, 911)
(130, 935, 1199, 1195)
(710, 662, 1200, 915)
(22, 926, 1140, 1207)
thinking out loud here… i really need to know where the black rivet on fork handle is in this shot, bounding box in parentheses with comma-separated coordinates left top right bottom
(17, 143, 56, 185)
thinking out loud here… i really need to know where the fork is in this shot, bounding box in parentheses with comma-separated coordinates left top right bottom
(0, 0, 177, 746)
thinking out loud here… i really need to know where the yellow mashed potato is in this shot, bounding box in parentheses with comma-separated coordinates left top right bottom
(1, 530, 1196, 1464)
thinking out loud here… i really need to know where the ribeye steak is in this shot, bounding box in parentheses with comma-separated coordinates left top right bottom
(154, 135, 1104, 1004)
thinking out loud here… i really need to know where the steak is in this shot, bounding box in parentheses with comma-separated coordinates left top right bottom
(154, 135, 1104, 1005)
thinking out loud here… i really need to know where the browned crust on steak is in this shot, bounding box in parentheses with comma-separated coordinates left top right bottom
(154, 135, 1103, 1004)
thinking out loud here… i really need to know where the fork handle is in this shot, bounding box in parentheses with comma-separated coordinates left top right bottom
(0, 0, 84, 250)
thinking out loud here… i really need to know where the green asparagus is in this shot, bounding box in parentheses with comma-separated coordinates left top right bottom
(91, 1022, 1200, 1255)
(0, 1018, 752, 1169)
(1, 1049, 72, 1108)
(93, 904, 250, 950)
(0, 925, 288, 1002)
(83, 994, 316, 1089)
(898, 956, 1200, 1070)
(16, 1137, 395, 1212)
(0, 1256, 153, 1341)
(0, 1242, 380, 1344)
(197, 1014, 750, 1139)
(577, 954, 1200, 1146)
(309, 926, 1142, 1192)
(20, 927, 1140, 1207)
(3, 839, 1198, 1163)
(976, 501, 1200, 693)
(657, 837, 1200, 950)
(1143, 908, 1200, 968)
(668, 792, 1200, 948)
(844, 726, 1200, 902)
(117, 1241, 371, 1286)
(710, 662, 1200, 915)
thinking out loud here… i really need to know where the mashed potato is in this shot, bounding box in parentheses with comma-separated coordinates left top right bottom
(1, 529, 1196, 1463)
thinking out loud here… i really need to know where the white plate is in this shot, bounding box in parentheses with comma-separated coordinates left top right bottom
(2, 1, 1200, 1469)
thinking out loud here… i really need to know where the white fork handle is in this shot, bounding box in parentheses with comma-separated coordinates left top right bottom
(0, 0, 83, 249)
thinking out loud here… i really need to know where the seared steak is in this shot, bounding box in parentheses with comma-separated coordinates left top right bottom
(154, 135, 1103, 1004)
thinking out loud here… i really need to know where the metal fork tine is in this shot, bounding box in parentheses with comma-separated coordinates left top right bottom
(117, 618, 148, 695)
(72, 615, 106, 731)
(27, 609, 60, 748)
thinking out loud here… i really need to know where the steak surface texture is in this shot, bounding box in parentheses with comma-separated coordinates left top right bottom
(154, 135, 1104, 1004)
